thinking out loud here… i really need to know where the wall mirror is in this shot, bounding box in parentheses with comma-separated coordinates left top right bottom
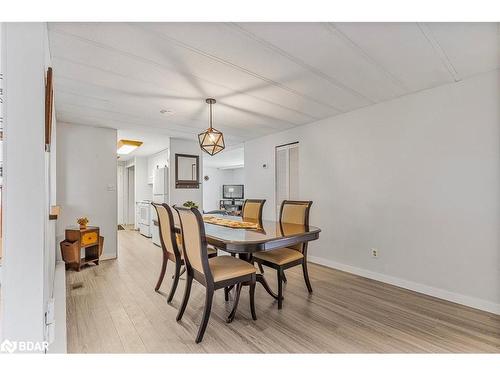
(175, 153, 200, 188)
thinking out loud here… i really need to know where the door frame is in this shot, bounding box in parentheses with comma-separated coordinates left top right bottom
(274, 141, 299, 220)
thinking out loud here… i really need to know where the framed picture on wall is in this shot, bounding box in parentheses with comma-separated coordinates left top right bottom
(45, 67, 53, 152)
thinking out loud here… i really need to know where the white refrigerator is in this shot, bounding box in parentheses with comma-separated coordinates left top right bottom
(151, 167, 169, 246)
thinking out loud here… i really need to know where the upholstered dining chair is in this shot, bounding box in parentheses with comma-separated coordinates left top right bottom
(241, 199, 266, 222)
(253, 200, 313, 309)
(174, 206, 257, 343)
(152, 203, 216, 302)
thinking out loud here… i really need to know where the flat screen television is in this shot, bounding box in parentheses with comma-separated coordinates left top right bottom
(223, 184, 244, 199)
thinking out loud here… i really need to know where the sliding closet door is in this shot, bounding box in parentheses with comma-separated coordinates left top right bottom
(275, 142, 299, 219)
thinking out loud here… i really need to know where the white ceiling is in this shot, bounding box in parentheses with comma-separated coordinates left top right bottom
(48, 22, 499, 147)
(203, 146, 244, 169)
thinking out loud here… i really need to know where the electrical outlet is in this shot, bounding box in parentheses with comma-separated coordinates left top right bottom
(370, 248, 379, 258)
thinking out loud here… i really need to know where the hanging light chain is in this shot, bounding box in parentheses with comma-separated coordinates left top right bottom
(209, 100, 213, 130)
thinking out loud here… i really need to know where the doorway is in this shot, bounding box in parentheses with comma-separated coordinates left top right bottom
(126, 166, 135, 227)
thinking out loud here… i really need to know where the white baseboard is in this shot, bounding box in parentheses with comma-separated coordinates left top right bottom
(308, 255, 500, 315)
(48, 261, 67, 353)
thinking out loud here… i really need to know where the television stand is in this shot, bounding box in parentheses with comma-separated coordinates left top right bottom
(220, 199, 244, 216)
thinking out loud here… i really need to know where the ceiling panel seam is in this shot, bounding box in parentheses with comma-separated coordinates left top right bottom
(324, 23, 410, 92)
(227, 22, 375, 105)
(417, 23, 461, 82)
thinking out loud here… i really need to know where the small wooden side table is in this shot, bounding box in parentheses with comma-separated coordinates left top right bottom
(63, 226, 102, 271)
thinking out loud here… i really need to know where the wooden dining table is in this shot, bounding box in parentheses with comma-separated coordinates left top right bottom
(155, 213, 321, 320)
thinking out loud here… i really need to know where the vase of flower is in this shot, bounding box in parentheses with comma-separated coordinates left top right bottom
(77, 217, 89, 230)
(183, 201, 199, 209)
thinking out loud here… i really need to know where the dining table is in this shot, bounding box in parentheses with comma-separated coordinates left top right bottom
(155, 213, 321, 321)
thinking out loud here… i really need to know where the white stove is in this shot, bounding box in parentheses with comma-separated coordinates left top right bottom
(137, 200, 152, 238)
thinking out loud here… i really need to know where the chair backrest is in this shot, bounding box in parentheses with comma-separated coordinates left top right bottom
(242, 199, 266, 222)
(152, 203, 180, 259)
(279, 200, 313, 251)
(174, 206, 211, 280)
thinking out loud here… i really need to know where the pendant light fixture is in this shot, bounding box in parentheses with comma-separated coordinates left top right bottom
(198, 98, 225, 156)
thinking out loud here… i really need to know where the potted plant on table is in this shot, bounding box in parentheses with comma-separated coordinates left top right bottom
(183, 201, 199, 209)
(77, 217, 89, 230)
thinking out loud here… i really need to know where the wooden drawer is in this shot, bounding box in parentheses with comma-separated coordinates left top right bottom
(81, 231, 98, 246)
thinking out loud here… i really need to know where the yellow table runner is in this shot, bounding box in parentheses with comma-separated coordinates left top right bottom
(203, 216, 260, 229)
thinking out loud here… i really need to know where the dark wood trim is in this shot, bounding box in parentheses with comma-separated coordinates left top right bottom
(45, 67, 53, 152)
(275, 141, 299, 149)
(202, 230, 319, 254)
(175, 153, 200, 188)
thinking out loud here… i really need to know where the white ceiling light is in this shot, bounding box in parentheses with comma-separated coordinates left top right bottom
(117, 139, 143, 155)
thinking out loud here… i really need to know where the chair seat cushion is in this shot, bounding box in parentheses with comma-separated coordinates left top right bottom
(253, 247, 304, 266)
(209, 255, 256, 283)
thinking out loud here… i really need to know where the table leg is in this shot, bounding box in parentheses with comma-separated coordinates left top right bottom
(242, 253, 278, 300)
(256, 273, 278, 300)
(224, 252, 280, 322)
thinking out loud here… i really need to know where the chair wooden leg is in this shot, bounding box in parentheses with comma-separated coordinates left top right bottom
(249, 279, 257, 320)
(176, 273, 193, 321)
(155, 253, 168, 292)
(302, 260, 313, 294)
(277, 268, 283, 310)
(167, 261, 181, 303)
(172, 266, 186, 279)
(226, 283, 243, 323)
(195, 289, 214, 343)
(257, 263, 264, 274)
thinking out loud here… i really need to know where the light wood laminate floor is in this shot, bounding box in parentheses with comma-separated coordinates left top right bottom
(66, 229, 500, 353)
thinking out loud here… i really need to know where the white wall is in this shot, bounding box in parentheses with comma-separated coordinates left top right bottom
(169, 138, 203, 209)
(231, 168, 245, 186)
(1, 23, 57, 349)
(134, 156, 152, 203)
(202, 167, 245, 212)
(56, 122, 118, 259)
(244, 70, 500, 314)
